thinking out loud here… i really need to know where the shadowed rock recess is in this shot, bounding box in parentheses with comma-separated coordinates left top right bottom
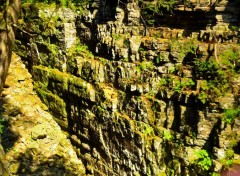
(13, 0, 240, 175)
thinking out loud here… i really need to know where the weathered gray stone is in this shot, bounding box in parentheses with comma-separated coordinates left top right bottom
(126, 3, 140, 26)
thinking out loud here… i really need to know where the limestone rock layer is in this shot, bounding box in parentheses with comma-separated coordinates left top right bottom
(13, 1, 240, 175)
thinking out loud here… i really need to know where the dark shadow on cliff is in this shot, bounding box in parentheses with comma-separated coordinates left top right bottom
(202, 117, 221, 152)
(170, 100, 181, 132)
(233, 141, 240, 154)
(169, 92, 201, 135)
(184, 106, 200, 136)
(154, 0, 239, 37)
(0, 97, 20, 152)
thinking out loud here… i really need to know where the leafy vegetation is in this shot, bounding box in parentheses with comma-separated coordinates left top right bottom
(142, 123, 154, 136)
(220, 48, 240, 71)
(47, 43, 58, 56)
(136, 61, 154, 74)
(22, 0, 69, 6)
(223, 108, 240, 124)
(170, 38, 197, 59)
(138, 0, 177, 26)
(194, 149, 212, 171)
(67, 40, 93, 58)
(193, 47, 240, 104)
(219, 149, 235, 169)
(194, 59, 230, 103)
(22, 0, 93, 12)
(158, 77, 172, 87)
(174, 78, 195, 92)
(163, 129, 172, 141)
(135, 122, 154, 137)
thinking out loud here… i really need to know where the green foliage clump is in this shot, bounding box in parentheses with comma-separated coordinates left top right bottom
(194, 59, 230, 103)
(136, 61, 154, 74)
(112, 34, 122, 41)
(135, 122, 154, 137)
(170, 38, 197, 59)
(67, 40, 93, 58)
(163, 129, 172, 141)
(138, 0, 177, 26)
(194, 49, 240, 103)
(47, 43, 58, 55)
(22, 0, 93, 11)
(142, 124, 154, 136)
(194, 149, 212, 171)
(219, 149, 235, 169)
(229, 25, 239, 32)
(223, 108, 240, 124)
(158, 77, 172, 87)
(75, 44, 88, 54)
(197, 81, 209, 104)
(194, 60, 221, 80)
(220, 48, 240, 71)
(174, 78, 195, 92)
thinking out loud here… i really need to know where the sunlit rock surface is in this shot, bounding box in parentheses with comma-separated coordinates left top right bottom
(1, 53, 86, 175)
(12, 0, 240, 175)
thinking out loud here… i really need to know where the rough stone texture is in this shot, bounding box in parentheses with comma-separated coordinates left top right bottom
(14, 1, 240, 175)
(16, 4, 76, 72)
(0, 1, 21, 175)
(0, 145, 10, 176)
(0, 53, 86, 175)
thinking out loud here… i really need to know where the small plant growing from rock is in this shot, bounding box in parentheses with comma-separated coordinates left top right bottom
(220, 48, 239, 70)
(194, 59, 231, 103)
(112, 34, 122, 41)
(163, 129, 172, 141)
(219, 149, 235, 170)
(67, 39, 93, 58)
(158, 76, 172, 87)
(135, 122, 154, 137)
(170, 38, 197, 61)
(194, 149, 212, 171)
(136, 61, 154, 74)
(142, 123, 154, 136)
(223, 108, 240, 124)
(123, 39, 130, 48)
(174, 78, 195, 93)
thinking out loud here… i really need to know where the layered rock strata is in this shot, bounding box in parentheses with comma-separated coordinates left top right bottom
(1, 53, 86, 175)
(14, 0, 240, 175)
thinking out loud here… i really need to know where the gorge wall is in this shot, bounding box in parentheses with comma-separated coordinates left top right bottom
(0, 1, 21, 175)
(15, 0, 240, 175)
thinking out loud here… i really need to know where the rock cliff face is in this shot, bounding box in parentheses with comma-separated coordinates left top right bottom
(0, 1, 21, 175)
(1, 53, 86, 175)
(15, 0, 240, 175)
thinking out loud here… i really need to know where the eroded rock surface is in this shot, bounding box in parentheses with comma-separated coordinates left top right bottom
(13, 0, 240, 175)
(1, 53, 85, 175)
